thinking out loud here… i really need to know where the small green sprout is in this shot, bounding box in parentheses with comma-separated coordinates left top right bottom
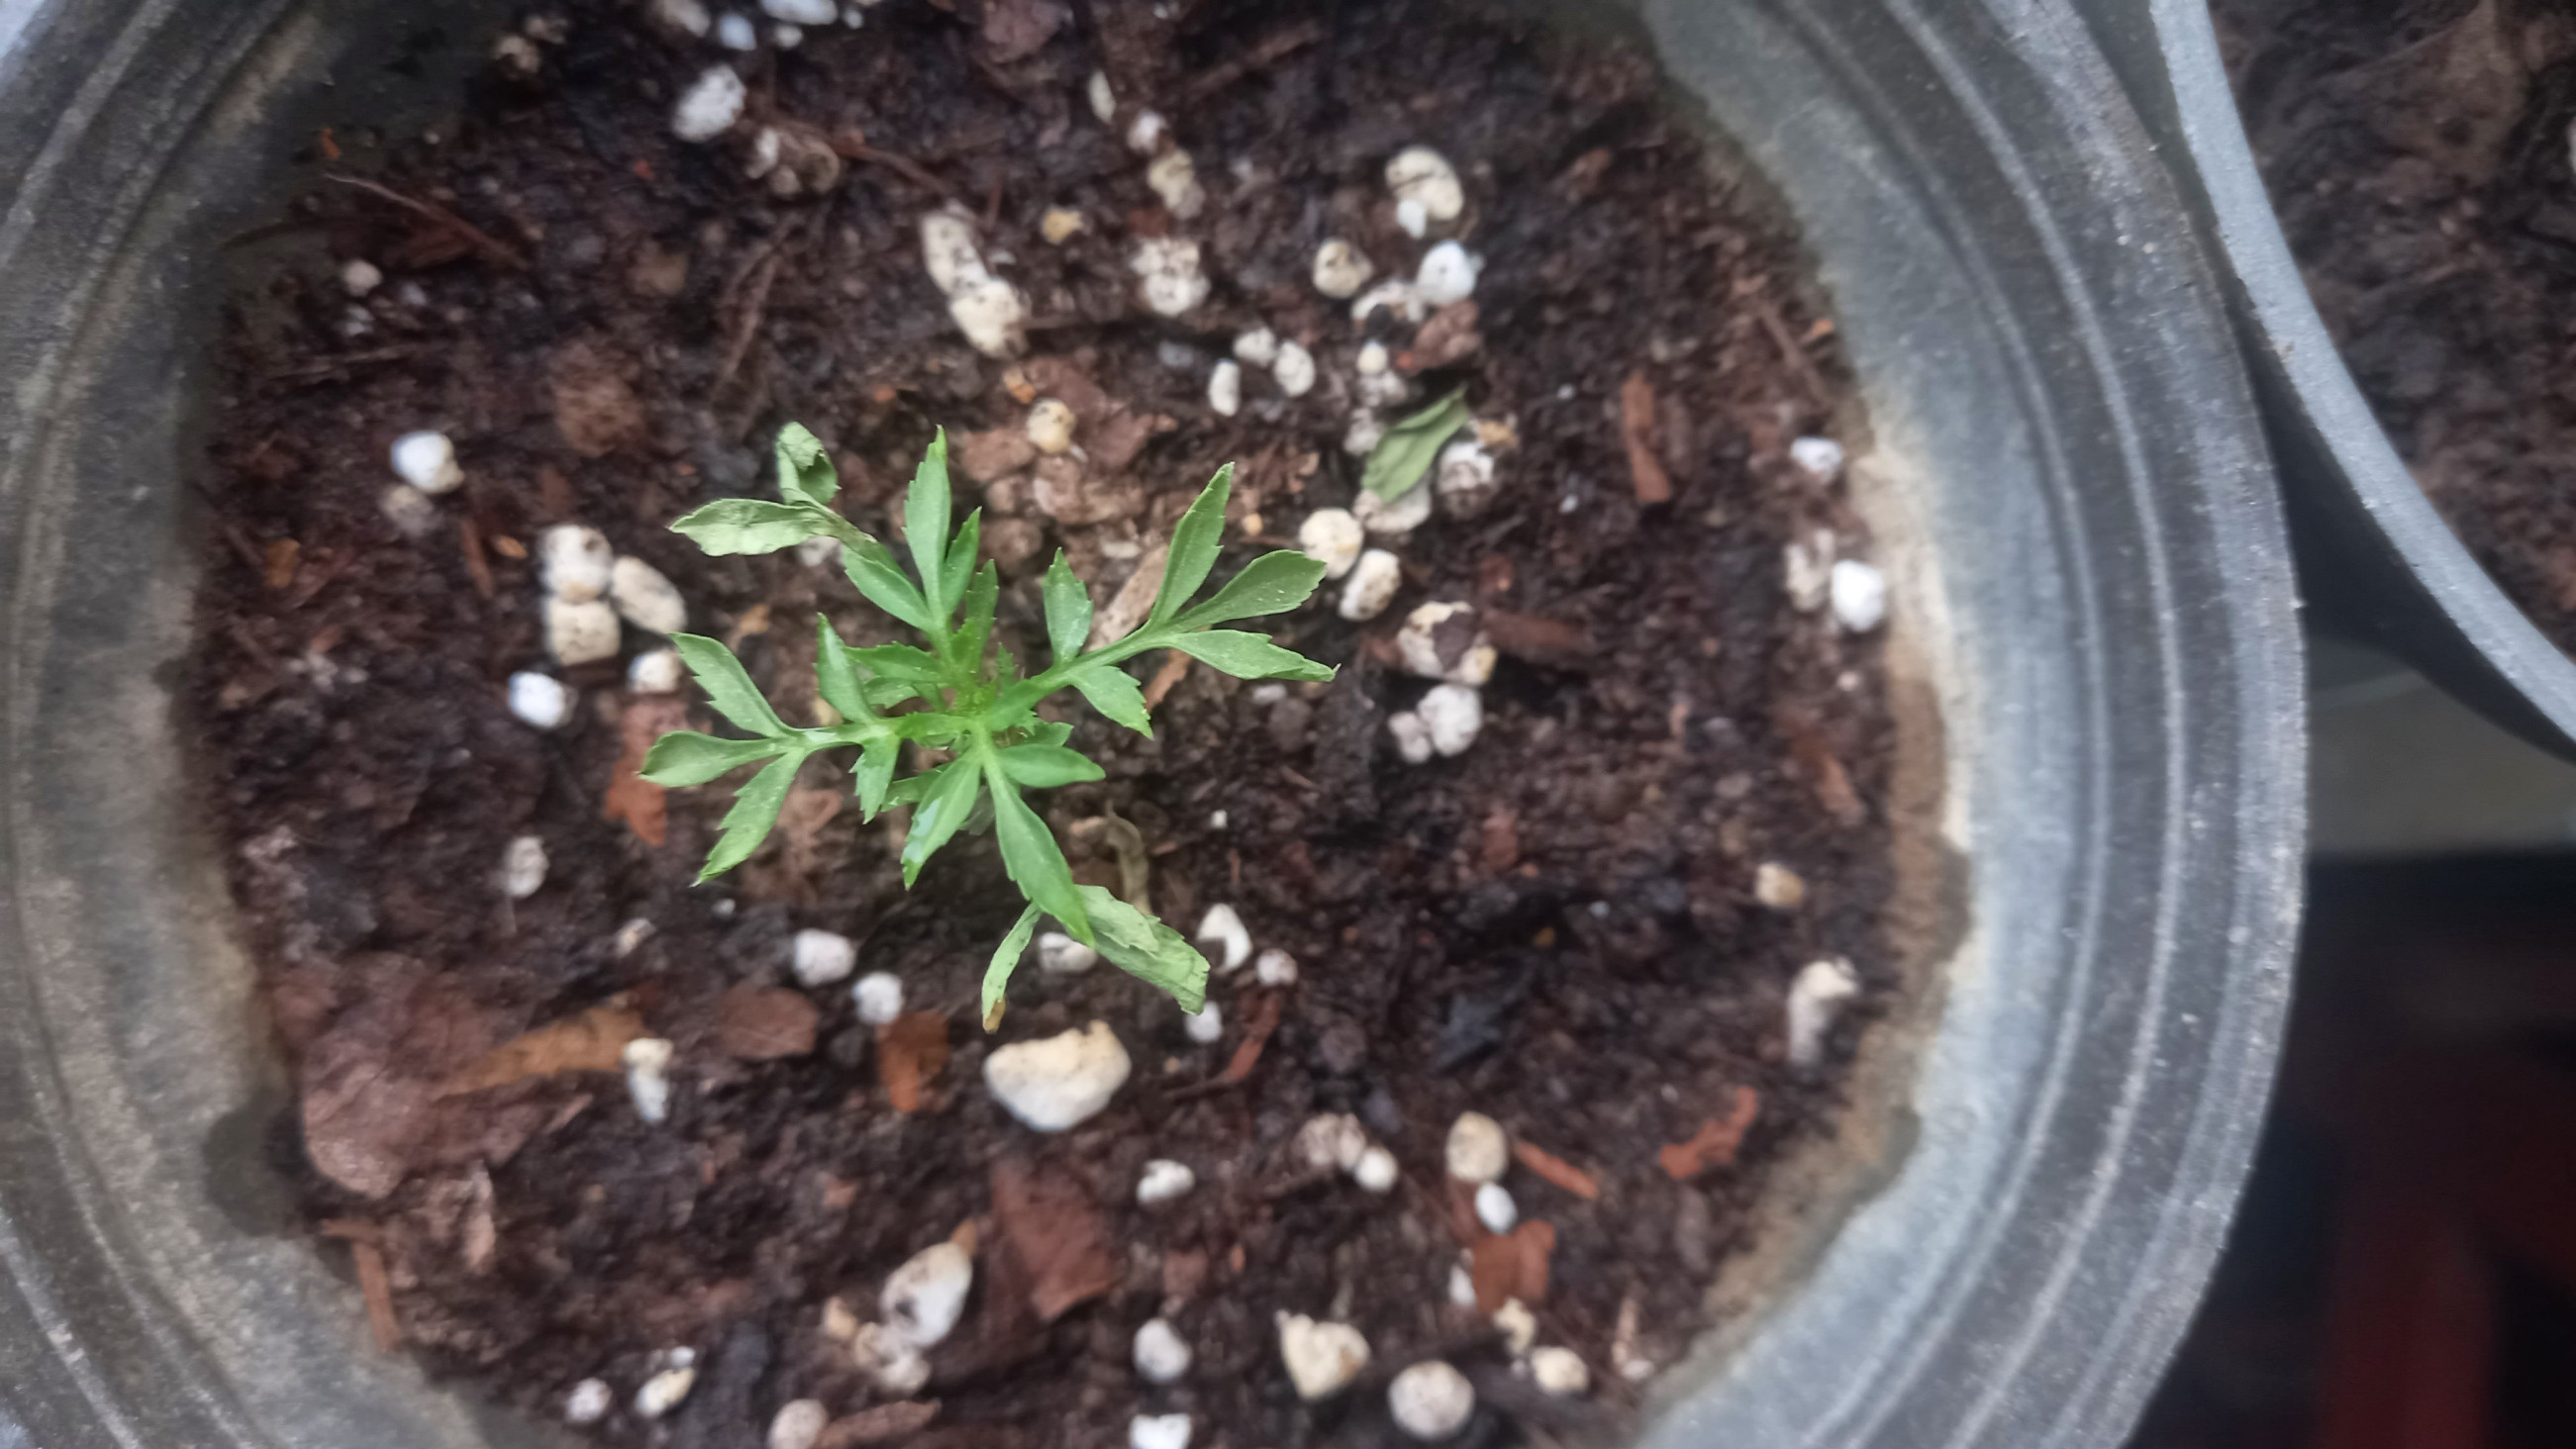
(641, 424, 1335, 1029)
(1360, 388, 1471, 500)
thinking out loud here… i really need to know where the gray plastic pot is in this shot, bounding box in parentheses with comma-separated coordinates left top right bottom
(0, 1, 2301, 1446)
(2080, 0, 2576, 762)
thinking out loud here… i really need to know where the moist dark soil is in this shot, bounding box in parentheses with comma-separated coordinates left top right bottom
(2215, 0, 2576, 655)
(192, 1, 1895, 1444)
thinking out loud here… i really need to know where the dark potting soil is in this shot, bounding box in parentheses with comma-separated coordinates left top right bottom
(191, 0, 1897, 1444)
(2215, 0, 2576, 656)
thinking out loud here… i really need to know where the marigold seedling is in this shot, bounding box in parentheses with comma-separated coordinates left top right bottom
(643, 424, 1335, 1028)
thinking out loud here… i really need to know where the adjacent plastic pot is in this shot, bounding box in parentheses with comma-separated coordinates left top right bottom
(2081, 0, 2576, 761)
(0, 2, 2302, 1446)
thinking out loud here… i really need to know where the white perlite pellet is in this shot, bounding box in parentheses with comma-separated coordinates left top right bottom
(949, 276, 1029, 358)
(1183, 1002, 1224, 1045)
(391, 431, 464, 493)
(1037, 931, 1099, 975)
(1396, 197, 1430, 238)
(1087, 70, 1117, 124)
(1027, 398, 1076, 454)
(1790, 435, 1845, 482)
(1435, 438, 1497, 518)
(791, 927, 856, 987)
(342, 258, 383, 296)
(1384, 146, 1464, 222)
(983, 1020, 1132, 1130)
(1444, 1111, 1508, 1183)
(1388, 1360, 1475, 1441)
(767, 1398, 830, 1449)
(1351, 1145, 1398, 1193)
(1272, 339, 1317, 398)
(1353, 476, 1433, 537)
(1254, 947, 1300, 987)
(1754, 861, 1807, 912)
(540, 524, 615, 601)
(1137, 1158, 1196, 1205)
(629, 647, 683, 694)
(1311, 239, 1374, 299)
(1298, 508, 1364, 579)
(1387, 711, 1434, 765)
(1134, 1316, 1193, 1383)
(624, 1037, 675, 1124)
(546, 597, 621, 666)
(1831, 558, 1887, 633)
(1784, 528, 1836, 612)
(848, 1322, 930, 1395)
(1529, 1345, 1591, 1397)
(611, 555, 686, 635)
(1473, 1182, 1518, 1234)
(1338, 549, 1402, 622)
(672, 65, 746, 142)
(1788, 956, 1862, 1070)
(1233, 327, 1279, 366)
(1350, 278, 1428, 325)
(852, 971, 904, 1026)
(1415, 242, 1479, 307)
(882, 1241, 973, 1348)
(509, 672, 573, 729)
(503, 835, 548, 899)
(380, 484, 439, 536)
(635, 1354, 697, 1419)
(1194, 904, 1252, 974)
(1207, 359, 1242, 418)
(1419, 684, 1482, 757)
(1395, 602, 1496, 686)
(653, 0, 713, 35)
(1126, 109, 1169, 155)
(1276, 1312, 1370, 1400)
(1146, 150, 1205, 219)
(759, 0, 835, 21)
(1132, 238, 1210, 316)
(613, 917, 655, 958)
(714, 11, 757, 48)
(1130, 1413, 1192, 1449)
(564, 1379, 613, 1424)
(1493, 1298, 1537, 1354)
(1296, 1112, 1370, 1174)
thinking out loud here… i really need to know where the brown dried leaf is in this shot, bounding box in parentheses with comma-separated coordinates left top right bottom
(1141, 649, 1190, 709)
(350, 1236, 402, 1351)
(1512, 1140, 1599, 1200)
(1658, 1086, 1761, 1180)
(438, 1005, 644, 1098)
(990, 1157, 1118, 1320)
(1400, 301, 1481, 372)
(1085, 410, 1169, 473)
(1482, 609, 1594, 670)
(777, 786, 845, 884)
(716, 986, 821, 1060)
(818, 1401, 941, 1448)
(877, 1012, 950, 1113)
(604, 698, 689, 845)
(1620, 370, 1672, 504)
(957, 427, 1038, 483)
(549, 339, 651, 456)
(1219, 991, 1284, 1084)
(1470, 1218, 1556, 1312)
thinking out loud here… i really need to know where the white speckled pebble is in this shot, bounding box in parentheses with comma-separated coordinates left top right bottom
(983, 1021, 1132, 1130)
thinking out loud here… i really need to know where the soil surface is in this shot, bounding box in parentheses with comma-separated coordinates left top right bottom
(192, 1, 1896, 1444)
(2216, 0, 2576, 655)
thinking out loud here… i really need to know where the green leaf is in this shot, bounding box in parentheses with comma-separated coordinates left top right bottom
(813, 616, 876, 724)
(1042, 551, 1094, 666)
(1171, 629, 1338, 682)
(899, 759, 982, 887)
(848, 642, 948, 686)
(1150, 464, 1234, 624)
(842, 536, 935, 632)
(906, 430, 953, 620)
(640, 731, 786, 787)
(985, 762, 1092, 945)
(699, 749, 808, 882)
(1178, 550, 1330, 628)
(941, 510, 983, 624)
(670, 633, 789, 736)
(949, 560, 999, 675)
(853, 736, 901, 820)
(1066, 663, 1153, 736)
(995, 743, 1105, 788)
(775, 423, 839, 507)
(1073, 885, 1208, 1012)
(884, 764, 947, 809)
(865, 678, 929, 712)
(1361, 388, 1471, 501)
(980, 903, 1044, 1031)
(1023, 721, 1075, 748)
(670, 498, 823, 556)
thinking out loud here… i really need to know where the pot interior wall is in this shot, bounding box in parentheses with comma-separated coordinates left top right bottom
(0, 2, 2301, 1447)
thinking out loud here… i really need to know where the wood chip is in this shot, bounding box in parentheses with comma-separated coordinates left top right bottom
(261, 537, 300, 590)
(334, 1232, 402, 1351)
(437, 1004, 644, 1098)
(817, 1400, 941, 1448)
(990, 1157, 1118, 1320)
(1511, 1140, 1599, 1200)
(877, 1012, 950, 1113)
(1620, 370, 1672, 504)
(1470, 1219, 1556, 1312)
(1141, 649, 1191, 709)
(455, 516, 495, 600)
(603, 698, 688, 846)
(1482, 609, 1594, 669)
(1658, 1086, 1761, 1181)
(715, 986, 821, 1060)
(1218, 990, 1284, 1084)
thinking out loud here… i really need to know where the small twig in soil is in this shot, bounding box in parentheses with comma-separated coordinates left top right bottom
(457, 516, 496, 600)
(715, 244, 787, 396)
(828, 135, 957, 198)
(1141, 649, 1190, 708)
(262, 344, 427, 385)
(1177, 20, 1326, 102)
(321, 1220, 403, 1351)
(1218, 990, 1284, 1084)
(324, 173, 528, 270)
(1742, 286, 1832, 412)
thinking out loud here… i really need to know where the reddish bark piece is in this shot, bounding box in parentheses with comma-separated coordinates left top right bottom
(1220, 991, 1285, 1084)
(1658, 1086, 1761, 1180)
(323, 1223, 403, 1351)
(715, 986, 820, 1060)
(990, 1157, 1118, 1321)
(957, 427, 1037, 483)
(877, 1013, 950, 1113)
(604, 698, 688, 845)
(1470, 1219, 1556, 1312)
(439, 1005, 644, 1098)
(1620, 370, 1673, 504)
(262, 537, 300, 590)
(1141, 649, 1191, 709)
(818, 1401, 941, 1447)
(1512, 1140, 1600, 1201)
(1481, 609, 1595, 669)
(1400, 301, 1482, 372)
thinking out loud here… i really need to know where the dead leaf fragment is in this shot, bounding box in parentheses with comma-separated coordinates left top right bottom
(1470, 1219, 1556, 1312)
(1400, 301, 1481, 372)
(1658, 1086, 1761, 1180)
(990, 1157, 1118, 1320)
(716, 986, 821, 1060)
(1620, 370, 1672, 504)
(1141, 649, 1190, 709)
(957, 427, 1038, 483)
(1511, 1140, 1599, 1200)
(549, 339, 651, 456)
(604, 698, 689, 845)
(438, 1004, 644, 1098)
(262, 537, 301, 590)
(878, 1012, 950, 1112)
(1219, 991, 1284, 1084)
(818, 1401, 941, 1448)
